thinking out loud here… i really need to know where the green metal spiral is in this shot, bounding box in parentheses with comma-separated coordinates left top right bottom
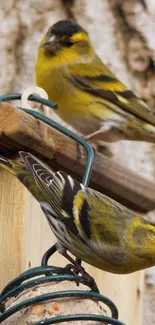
(0, 263, 125, 325)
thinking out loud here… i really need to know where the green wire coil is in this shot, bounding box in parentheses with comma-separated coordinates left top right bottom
(0, 265, 125, 325)
(0, 93, 126, 325)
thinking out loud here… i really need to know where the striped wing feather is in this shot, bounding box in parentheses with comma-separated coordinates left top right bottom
(69, 55, 155, 125)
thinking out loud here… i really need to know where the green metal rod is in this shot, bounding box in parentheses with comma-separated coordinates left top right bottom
(0, 93, 57, 109)
(41, 243, 57, 266)
(0, 290, 118, 322)
(0, 275, 91, 306)
(32, 314, 125, 325)
(19, 108, 95, 187)
(1, 266, 71, 296)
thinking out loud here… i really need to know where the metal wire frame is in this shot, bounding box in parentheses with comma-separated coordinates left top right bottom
(0, 93, 126, 325)
(0, 264, 125, 325)
(0, 93, 94, 187)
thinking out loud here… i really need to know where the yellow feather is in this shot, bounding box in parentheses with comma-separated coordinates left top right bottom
(1, 151, 155, 274)
(36, 20, 155, 143)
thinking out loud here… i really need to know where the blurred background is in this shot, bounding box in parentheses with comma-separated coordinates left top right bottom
(0, 1, 155, 324)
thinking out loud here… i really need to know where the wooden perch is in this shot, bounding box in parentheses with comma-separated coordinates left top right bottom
(0, 101, 155, 213)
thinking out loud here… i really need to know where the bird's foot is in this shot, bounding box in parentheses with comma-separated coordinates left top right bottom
(63, 252, 98, 291)
(76, 130, 102, 161)
(65, 262, 98, 292)
(77, 138, 113, 161)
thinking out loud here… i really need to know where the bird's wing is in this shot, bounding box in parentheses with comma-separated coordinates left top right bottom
(19, 151, 56, 205)
(0, 155, 46, 203)
(19, 152, 82, 235)
(68, 56, 155, 125)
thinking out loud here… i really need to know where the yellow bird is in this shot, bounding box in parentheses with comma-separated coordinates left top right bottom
(36, 19, 155, 144)
(1, 151, 155, 275)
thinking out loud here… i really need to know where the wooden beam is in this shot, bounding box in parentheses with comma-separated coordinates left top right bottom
(0, 101, 155, 213)
(0, 170, 26, 288)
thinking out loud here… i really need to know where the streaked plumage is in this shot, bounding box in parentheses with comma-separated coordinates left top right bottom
(1, 151, 155, 274)
(36, 20, 155, 144)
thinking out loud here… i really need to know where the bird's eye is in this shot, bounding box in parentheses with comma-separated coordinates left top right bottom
(63, 40, 74, 48)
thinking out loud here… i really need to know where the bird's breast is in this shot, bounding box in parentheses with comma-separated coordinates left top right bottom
(37, 65, 101, 133)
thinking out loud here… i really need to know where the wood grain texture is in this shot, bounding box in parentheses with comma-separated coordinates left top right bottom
(0, 102, 155, 213)
(0, 171, 26, 290)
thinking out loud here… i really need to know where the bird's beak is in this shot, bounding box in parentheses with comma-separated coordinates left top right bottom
(41, 35, 56, 48)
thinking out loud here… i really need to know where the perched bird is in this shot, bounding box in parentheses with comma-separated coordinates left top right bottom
(36, 19, 155, 144)
(1, 151, 155, 275)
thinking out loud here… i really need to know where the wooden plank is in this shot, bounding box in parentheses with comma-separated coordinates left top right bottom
(97, 270, 144, 325)
(0, 101, 155, 212)
(0, 171, 26, 289)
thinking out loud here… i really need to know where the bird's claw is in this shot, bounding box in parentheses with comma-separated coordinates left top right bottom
(65, 262, 99, 292)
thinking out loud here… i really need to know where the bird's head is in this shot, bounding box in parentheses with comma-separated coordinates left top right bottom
(39, 20, 94, 65)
